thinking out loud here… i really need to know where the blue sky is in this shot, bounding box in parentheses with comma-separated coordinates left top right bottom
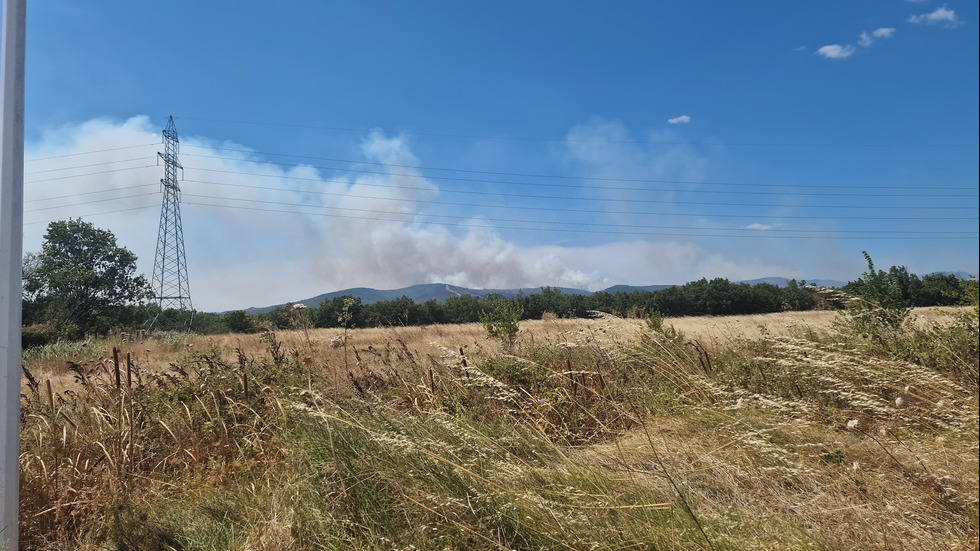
(19, 1, 979, 311)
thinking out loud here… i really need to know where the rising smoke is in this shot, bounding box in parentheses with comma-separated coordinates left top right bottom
(25, 115, 810, 311)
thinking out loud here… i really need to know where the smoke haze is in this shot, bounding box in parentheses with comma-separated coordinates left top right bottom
(25, 116, 863, 312)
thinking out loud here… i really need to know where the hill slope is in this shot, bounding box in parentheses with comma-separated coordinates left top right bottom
(237, 277, 851, 314)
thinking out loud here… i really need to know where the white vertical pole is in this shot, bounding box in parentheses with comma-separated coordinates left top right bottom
(0, 0, 26, 549)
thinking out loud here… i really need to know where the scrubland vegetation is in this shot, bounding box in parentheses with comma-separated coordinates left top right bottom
(18, 297, 978, 550)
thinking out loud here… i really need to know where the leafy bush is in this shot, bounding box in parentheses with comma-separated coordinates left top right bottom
(480, 296, 523, 345)
(840, 252, 911, 339)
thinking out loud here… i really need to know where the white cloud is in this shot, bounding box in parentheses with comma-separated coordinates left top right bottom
(816, 44, 856, 59)
(859, 27, 896, 47)
(745, 223, 773, 231)
(872, 27, 896, 39)
(909, 5, 960, 26)
(667, 115, 691, 125)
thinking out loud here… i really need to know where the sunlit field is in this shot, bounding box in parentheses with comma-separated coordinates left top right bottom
(19, 307, 979, 550)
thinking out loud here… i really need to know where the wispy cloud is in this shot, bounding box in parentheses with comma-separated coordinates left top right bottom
(819, 26, 896, 59)
(909, 5, 960, 26)
(816, 44, 856, 59)
(859, 27, 897, 47)
(667, 115, 691, 125)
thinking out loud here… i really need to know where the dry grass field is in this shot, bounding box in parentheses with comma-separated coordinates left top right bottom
(18, 307, 979, 550)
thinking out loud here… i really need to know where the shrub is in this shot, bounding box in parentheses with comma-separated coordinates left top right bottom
(480, 297, 523, 346)
(841, 252, 911, 340)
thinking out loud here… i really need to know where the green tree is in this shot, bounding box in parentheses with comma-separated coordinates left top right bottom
(783, 279, 817, 311)
(312, 295, 363, 328)
(224, 310, 257, 333)
(263, 305, 296, 330)
(418, 298, 446, 325)
(443, 295, 482, 324)
(365, 296, 420, 326)
(916, 273, 964, 306)
(24, 219, 152, 336)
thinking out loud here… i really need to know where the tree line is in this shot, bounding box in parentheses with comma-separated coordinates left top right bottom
(21, 219, 977, 342)
(196, 270, 969, 335)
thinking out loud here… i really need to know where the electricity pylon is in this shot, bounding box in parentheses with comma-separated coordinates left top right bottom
(147, 116, 193, 329)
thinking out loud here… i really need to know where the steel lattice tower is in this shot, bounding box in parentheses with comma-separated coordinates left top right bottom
(149, 116, 193, 327)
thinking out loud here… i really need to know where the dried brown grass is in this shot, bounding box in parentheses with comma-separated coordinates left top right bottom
(17, 307, 978, 550)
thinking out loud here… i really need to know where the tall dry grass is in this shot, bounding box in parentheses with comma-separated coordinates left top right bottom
(18, 308, 978, 550)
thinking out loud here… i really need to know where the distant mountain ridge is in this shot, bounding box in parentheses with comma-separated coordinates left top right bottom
(236, 277, 853, 314)
(235, 272, 975, 314)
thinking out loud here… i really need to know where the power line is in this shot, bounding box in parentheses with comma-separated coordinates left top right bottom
(24, 191, 159, 213)
(21, 161, 974, 235)
(24, 156, 155, 176)
(180, 191, 977, 237)
(20, 179, 973, 239)
(24, 204, 159, 226)
(25, 165, 157, 185)
(20, 143, 978, 204)
(24, 143, 158, 163)
(24, 183, 157, 204)
(181, 200, 977, 240)
(187, 178, 976, 222)
(185, 168, 977, 211)
(25, 174, 972, 224)
(180, 146, 978, 192)
(18, 132, 975, 244)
